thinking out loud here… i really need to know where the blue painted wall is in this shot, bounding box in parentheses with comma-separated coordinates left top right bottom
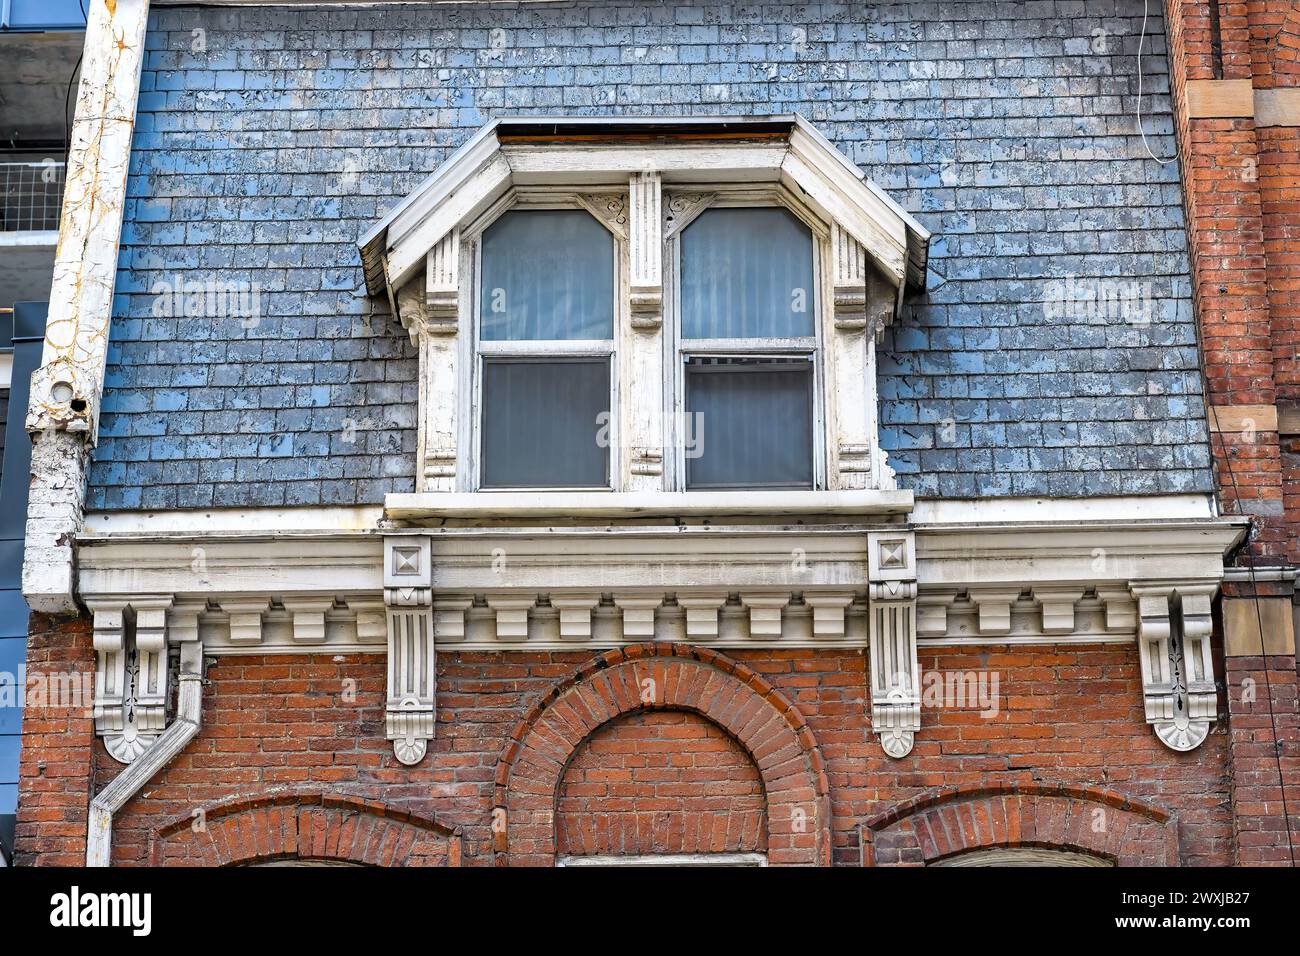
(88, 0, 1210, 508)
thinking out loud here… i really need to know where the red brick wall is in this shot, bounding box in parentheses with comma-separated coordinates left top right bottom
(1224, 653, 1300, 864)
(13, 613, 95, 867)
(1165, 1, 1300, 866)
(555, 710, 766, 858)
(15, 629, 1239, 866)
(1167, 1, 1289, 559)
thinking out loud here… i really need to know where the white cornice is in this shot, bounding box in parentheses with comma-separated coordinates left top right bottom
(75, 513, 1241, 652)
(357, 114, 930, 300)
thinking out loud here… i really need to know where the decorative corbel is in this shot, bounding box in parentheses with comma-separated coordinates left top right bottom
(1033, 587, 1084, 635)
(424, 229, 460, 334)
(679, 592, 728, 641)
(384, 536, 436, 766)
(867, 531, 921, 758)
(413, 232, 460, 491)
(740, 593, 789, 639)
(832, 223, 869, 331)
(1131, 582, 1219, 752)
(89, 595, 175, 764)
(628, 171, 662, 327)
(830, 223, 898, 491)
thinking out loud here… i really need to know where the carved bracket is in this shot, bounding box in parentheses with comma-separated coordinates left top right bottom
(89, 594, 203, 764)
(1131, 582, 1219, 752)
(832, 223, 896, 340)
(628, 171, 662, 327)
(867, 531, 920, 758)
(424, 229, 460, 334)
(384, 536, 436, 766)
(663, 191, 714, 239)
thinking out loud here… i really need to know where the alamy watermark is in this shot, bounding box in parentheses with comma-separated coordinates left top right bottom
(920, 669, 1001, 718)
(0, 666, 93, 713)
(150, 273, 262, 328)
(1043, 276, 1155, 324)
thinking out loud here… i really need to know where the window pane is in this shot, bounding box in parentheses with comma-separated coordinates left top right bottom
(685, 357, 814, 489)
(481, 359, 610, 488)
(681, 207, 815, 339)
(480, 209, 614, 341)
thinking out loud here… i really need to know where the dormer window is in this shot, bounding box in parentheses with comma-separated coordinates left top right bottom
(359, 115, 930, 504)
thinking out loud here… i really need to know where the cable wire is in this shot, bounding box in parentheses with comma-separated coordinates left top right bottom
(1138, 0, 1177, 165)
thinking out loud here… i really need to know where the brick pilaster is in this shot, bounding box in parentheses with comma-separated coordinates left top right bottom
(1166, 1, 1287, 558)
(13, 613, 96, 866)
(1223, 651, 1300, 864)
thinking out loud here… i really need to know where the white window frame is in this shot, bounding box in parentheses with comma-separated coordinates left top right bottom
(663, 186, 831, 492)
(459, 191, 628, 493)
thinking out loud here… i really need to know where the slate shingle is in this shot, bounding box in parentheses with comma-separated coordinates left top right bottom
(86, 0, 1211, 509)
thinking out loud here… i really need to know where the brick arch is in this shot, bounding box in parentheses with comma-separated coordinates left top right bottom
(150, 792, 463, 867)
(494, 643, 831, 866)
(861, 783, 1178, 867)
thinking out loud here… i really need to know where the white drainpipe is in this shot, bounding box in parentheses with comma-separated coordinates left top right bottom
(86, 641, 203, 867)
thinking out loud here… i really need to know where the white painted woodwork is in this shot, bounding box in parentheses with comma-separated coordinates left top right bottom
(867, 530, 921, 758)
(971, 589, 1019, 636)
(285, 598, 334, 644)
(679, 592, 728, 640)
(385, 489, 913, 519)
(807, 592, 855, 639)
(356, 116, 937, 500)
(552, 594, 601, 641)
(425, 229, 460, 332)
(1131, 583, 1219, 751)
(628, 170, 663, 325)
(1034, 588, 1085, 635)
(223, 599, 269, 646)
(383, 536, 436, 765)
(87, 594, 173, 765)
(613, 594, 661, 638)
(27, 0, 151, 439)
(384, 153, 511, 293)
(740, 593, 789, 638)
(487, 595, 535, 641)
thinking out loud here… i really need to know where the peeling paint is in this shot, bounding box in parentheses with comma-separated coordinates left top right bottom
(23, 0, 150, 613)
(27, 0, 147, 442)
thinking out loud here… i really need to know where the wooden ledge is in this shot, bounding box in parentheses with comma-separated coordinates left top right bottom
(384, 489, 915, 521)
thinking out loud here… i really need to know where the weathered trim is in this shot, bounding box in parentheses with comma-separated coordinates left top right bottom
(22, 0, 151, 614)
(384, 489, 914, 519)
(28, 0, 149, 438)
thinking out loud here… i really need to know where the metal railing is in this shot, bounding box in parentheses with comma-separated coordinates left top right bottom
(1, 160, 65, 232)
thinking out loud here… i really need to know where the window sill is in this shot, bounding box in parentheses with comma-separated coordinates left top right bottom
(384, 489, 914, 521)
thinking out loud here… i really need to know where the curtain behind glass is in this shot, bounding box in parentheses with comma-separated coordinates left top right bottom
(681, 207, 815, 339)
(685, 358, 814, 489)
(480, 209, 614, 341)
(480, 359, 610, 487)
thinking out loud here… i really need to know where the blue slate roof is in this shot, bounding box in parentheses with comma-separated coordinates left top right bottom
(87, 0, 1211, 509)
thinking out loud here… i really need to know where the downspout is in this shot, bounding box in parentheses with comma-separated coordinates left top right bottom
(86, 640, 203, 867)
